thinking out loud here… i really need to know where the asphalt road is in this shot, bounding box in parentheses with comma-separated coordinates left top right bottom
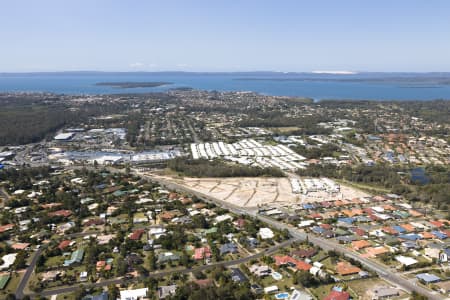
(142, 172, 447, 300)
(15, 247, 44, 299)
(18, 166, 445, 300)
(28, 238, 298, 298)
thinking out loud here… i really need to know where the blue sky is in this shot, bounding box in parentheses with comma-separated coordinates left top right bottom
(1, 0, 449, 72)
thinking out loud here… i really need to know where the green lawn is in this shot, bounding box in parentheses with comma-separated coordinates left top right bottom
(45, 256, 65, 268)
(347, 278, 386, 297)
(320, 257, 336, 272)
(56, 292, 79, 300)
(311, 283, 359, 299)
(1, 273, 22, 296)
(257, 268, 295, 292)
(311, 250, 328, 262)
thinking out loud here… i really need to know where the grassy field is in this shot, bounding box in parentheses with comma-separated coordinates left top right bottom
(57, 292, 82, 300)
(334, 179, 389, 194)
(347, 278, 387, 299)
(1, 273, 22, 297)
(45, 256, 65, 268)
(257, 268, 295, 292)
(311, 283, 345, 299)
(319, 257, 337, 273)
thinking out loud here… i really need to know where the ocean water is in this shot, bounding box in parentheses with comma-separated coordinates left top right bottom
(1, 72, 450, 101)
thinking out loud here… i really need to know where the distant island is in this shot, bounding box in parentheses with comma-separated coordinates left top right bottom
(95, 81, 172, 88)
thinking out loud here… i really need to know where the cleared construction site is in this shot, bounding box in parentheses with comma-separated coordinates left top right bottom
(155, 175, 369, 208)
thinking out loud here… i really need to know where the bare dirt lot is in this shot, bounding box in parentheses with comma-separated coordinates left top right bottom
(153, 175, 369, 208)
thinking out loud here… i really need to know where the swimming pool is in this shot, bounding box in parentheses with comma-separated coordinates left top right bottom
(272, 271, 283, 280)
(275, 292, 289, 299)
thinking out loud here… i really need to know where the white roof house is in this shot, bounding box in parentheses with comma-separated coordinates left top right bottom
(259, 227, 274, 239)
(395, 255, 418, 266)
(0, 253, 17, 270)
(120, 288, 148, 300)
(54, 132, 75, 140)
(264, 285, 279, 294)
(214, 214, 233, 224)
(298, 220, 315, 228)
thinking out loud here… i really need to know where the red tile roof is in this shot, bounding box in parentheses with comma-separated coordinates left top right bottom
(0, 224, 14, 233)
(430, 220, 444, 228)
(351, 240, 371, 251)
(194, 279, 213, 288)
(352, 228, 366, 236)
(193, 246, 211, 260)
(235, 218, 246, 228)
(40, 203, 62, 209)
(58, 240, 72, 250)
(320, 224, 332, 230)
(48, 210, 72, 217)
(324, 290, 350, 300)
(336, 261, 361, 275)
(274, 255, 312, 271)
(11, 243, 30, 250)
(129, 229, 145, 240)
(382, 227, 398, 235)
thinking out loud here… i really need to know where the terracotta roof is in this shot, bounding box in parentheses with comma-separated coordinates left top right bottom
(274, 255, 312, 271)
(181, 197, 192, 205)
(430, 220, 444, 228)
(159, 211, 176, 221)
(310, 213, 323, 219)
(58, 240, 72, 250)
(364, 208, 374, 214)
(193, 246, 211, 260)
(373, 195, 387, 202)
(324, 290, 350, 300)
(351, 240, 371, 250)
(235, 218, 246, 228)
(439, 219, 450, 225)
(382, 227, 398, 235)
(420, 232, 435, 239)
(0, 224, 14, 233)
(334, 200, 345, 206)
(342, 210, 355, 217)
(129, 229, 145, 240)
(383, 205, 396, 211)
(320, 224, 332, 230)
(96, 260, 112, 271)
(84, 218, 105, 226)
(369, 214, 379, 221)
(192, 203, 206, 209)
(193, 279, 213, 288)
(11, 242, 30, 250)
(40, 203, 62, 209)
(168, 192, 179, 200)
(409, 210, 423, 217)
(48, 210, 72, 217)
(400, 224, 415, 232)
(352, 228, 366, 236)
(442, 229, 450, 237)
(361, 246, 389, 258)
(291, 248, 317, 258)
(336, 261, 361, 276)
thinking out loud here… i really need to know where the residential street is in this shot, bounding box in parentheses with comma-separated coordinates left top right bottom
(13, 166, 446, 300)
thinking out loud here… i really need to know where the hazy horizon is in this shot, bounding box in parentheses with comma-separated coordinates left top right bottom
(1, 0, 450, 72)
(2, 71, 450, 75)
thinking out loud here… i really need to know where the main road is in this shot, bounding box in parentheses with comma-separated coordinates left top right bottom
(141, 171, 446, 300)
(35, 166, 444, 300)
(28, 237, 298, 298)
